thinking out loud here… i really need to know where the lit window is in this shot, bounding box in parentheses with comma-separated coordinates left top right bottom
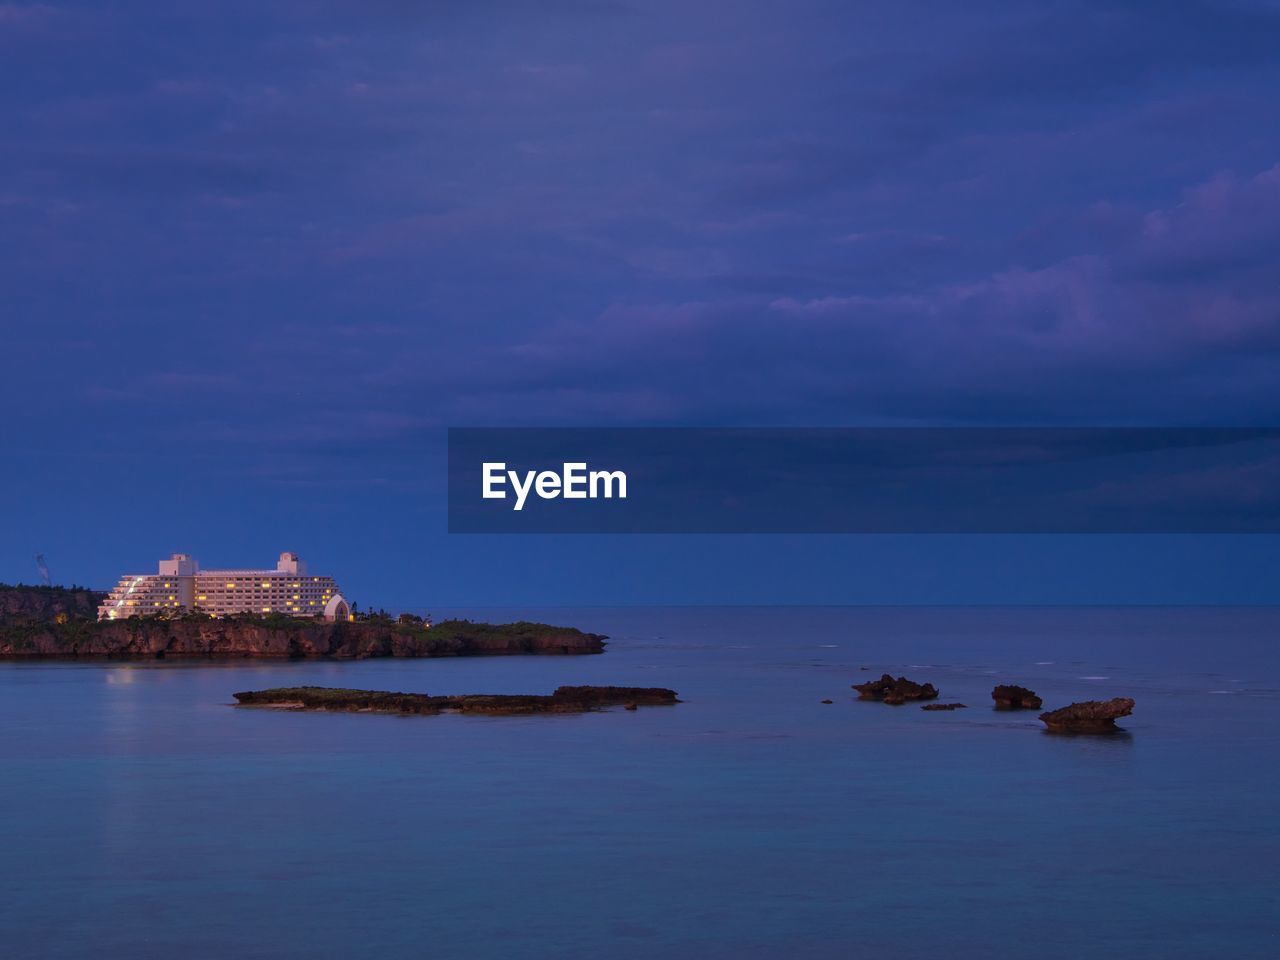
(227, 583, 237, 589)
(198, 595, 207, 600)
(261, 582, 271, 588)
(262, 607, 271, 612)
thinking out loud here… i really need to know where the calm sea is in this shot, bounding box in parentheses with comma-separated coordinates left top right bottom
(2, 606, 1277, 959)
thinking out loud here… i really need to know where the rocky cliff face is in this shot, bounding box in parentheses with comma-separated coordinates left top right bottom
(0, 587, 605, 659)
(0, 585, 105, 621)
(0, 617, 606, 659)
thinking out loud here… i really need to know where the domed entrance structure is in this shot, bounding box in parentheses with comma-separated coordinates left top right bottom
(323, 594, 351, 622)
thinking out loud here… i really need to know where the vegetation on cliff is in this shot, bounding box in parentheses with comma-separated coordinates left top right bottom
(0, 584, 105, 621)
(0, 585, 605, 659)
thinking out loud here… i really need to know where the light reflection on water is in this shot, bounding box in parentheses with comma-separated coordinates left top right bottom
(1, 606, 1278, 960)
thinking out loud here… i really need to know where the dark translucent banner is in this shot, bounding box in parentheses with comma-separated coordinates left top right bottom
(447, 428, 1280, 533)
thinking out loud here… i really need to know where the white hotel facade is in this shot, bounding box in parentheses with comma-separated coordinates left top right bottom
(98, 552, 352, 622)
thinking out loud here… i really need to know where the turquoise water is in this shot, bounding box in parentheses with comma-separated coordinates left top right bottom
(2, 606, 1277, 959)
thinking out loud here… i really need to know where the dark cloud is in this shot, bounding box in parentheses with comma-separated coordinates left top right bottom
(3, 0, 1279, 453)
(475, 164, 1280, 426)
(893, 1, 1280, 110)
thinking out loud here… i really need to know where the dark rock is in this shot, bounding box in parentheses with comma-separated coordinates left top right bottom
(1039, 698, 1135, 733)
(853, 673, 939, 704)
(991, 684, 1043, 710)
(233, 685, 679, 716)
(921, 703, 967, 711)
(820, 699, 834, 704)
(551, 686, 677, 706)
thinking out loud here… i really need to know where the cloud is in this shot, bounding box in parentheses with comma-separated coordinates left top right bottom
(4, 0, 1280, 460)
(0, 3, 58, 27)
(486, 163, 1280, 425)
(897, 0, 1280, 110)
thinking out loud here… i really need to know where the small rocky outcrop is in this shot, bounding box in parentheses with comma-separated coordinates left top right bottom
(1039, 698, 1135, 733)
(853, 673, 939, 704)
(233, 685, 678, 716)
(921, 702, 966, 711)
(991, 684, 1043, 710)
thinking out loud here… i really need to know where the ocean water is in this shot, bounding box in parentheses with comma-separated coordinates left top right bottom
(1, 606, 1277, 959)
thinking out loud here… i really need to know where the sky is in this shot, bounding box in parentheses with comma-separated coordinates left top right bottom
(2, 1, 1279, 605)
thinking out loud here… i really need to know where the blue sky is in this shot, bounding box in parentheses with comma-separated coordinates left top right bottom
(3, 1, 1279, 604)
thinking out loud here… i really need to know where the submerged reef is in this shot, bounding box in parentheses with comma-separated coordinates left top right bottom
(233, 685, 679, 715)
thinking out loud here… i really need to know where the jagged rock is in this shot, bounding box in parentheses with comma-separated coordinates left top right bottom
(853, 673, 939, 704)
(921, 703, 966, 711)
(991, 684, 1043, 710)
(1039, 698, 1135, 733)
(233, 685, 678, 716)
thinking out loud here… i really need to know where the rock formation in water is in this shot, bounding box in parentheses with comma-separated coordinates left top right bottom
(1038, 698, 1135, 733)
(853, 673, 939, 704)
(921, 702, 966, 710)
(991, 684, 1043, 710)
(233, 685, 678, 715)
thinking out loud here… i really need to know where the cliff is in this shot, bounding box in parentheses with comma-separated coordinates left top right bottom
(0, 586, 605, 660)
(0, 584, 105, 621)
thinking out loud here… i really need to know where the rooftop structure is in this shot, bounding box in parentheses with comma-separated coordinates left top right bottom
(98, 552, 352, 622)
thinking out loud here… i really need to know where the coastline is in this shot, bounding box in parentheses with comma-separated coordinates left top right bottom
(0, 585, 606, 660)
(0, 618, 606, 660)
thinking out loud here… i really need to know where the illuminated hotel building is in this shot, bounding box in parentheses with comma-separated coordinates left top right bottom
(98, 552, 352, 622)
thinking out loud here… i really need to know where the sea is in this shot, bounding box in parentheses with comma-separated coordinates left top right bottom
(1, 606, 1277, 959)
